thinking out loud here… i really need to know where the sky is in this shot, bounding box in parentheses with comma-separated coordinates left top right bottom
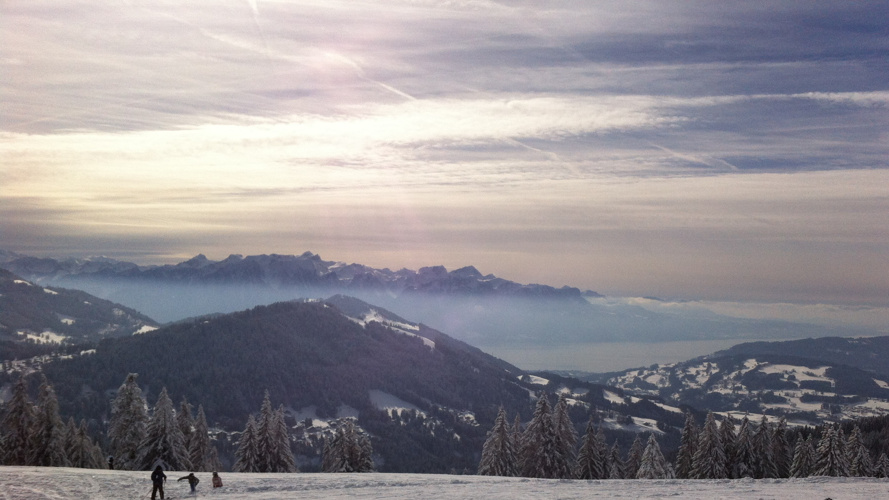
(2, 1, 889, 312)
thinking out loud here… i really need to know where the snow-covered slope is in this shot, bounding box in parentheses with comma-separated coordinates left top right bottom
(597, 353, 889, 424)
(1, 466, 886, 500)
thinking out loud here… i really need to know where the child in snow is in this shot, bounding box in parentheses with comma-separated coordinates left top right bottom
(212, 471, 223, 488)
(178, 472, 200, 494)
(150, 465, 166, 500)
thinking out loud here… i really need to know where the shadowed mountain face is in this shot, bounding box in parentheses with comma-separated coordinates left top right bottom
(1, 251, 877, 359)
(0, 269, 158, 360)
(40, 298, 531, 425)
(34, 296, 693, 472)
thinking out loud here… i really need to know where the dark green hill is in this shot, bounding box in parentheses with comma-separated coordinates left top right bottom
(0, 269, 158, 360)
(712, 336, 889, 378)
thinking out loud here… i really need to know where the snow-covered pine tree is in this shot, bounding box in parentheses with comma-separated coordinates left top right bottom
(1, 375, 35, 465)
(255, 391, 277, 473)
(269, 405, 296, 473)
(674, 411, 698, 479)
(733, 416, 756, 478)
(789, 434, 815, 478)
(519, 394, 560, 478)
(233, 414, 260, 472)
(65, 419, 102, 469)
(771, 416, 791, 478)
(753, 415, 777, 479)
(177, 397, 194, 451)
(691, 411, 727, 479)
(846, 425, 872, 477)
(623, 434, 644, 479)
(814, 424, 849, 477)
(30, 376, 69, 467)
(873, 452, 889, 478)
(478, 407, 518, 476)
(107, 373, 147, 470)
(188, 405, 213, 472)
(552, 394, 577, 479)
(356, 430, 374, 473)
(574, 416, 606, 479)
(718, 416, 737, 478)
(510, 414, 524, 471)
(636, 434, 670, 479)
(322, 419, 374, 473)
(139, 387, 191, 471)
(608, 440, 624, 479)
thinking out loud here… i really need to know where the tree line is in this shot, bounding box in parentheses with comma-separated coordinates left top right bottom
(479, 393, 889, 479)
(1, 371, 374, 474)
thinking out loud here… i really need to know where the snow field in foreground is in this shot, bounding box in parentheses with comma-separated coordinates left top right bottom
(1, 467, 887, 500)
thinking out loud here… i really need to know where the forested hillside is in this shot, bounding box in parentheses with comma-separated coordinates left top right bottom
(0, 269, 158, 361)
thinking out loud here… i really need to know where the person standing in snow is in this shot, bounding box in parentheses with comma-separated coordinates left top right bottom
(150, 465, 166, 500)
(178, 472, 200, 494)
(212, 471, 223, 488)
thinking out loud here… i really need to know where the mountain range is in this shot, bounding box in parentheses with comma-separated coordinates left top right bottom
(24, 295, 686, 472)
(1, 250, 877, 362)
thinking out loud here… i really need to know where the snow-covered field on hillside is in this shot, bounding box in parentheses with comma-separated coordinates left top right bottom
(1, 467, 887, 499)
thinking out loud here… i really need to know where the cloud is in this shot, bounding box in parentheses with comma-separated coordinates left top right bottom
(1, 1, 887, 309)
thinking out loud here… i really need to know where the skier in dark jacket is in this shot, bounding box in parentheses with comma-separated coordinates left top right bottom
(178, 472, 200, 494)
(150, 465, 167, 500)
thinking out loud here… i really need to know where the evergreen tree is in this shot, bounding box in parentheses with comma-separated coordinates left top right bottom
(790, 434, 815, 478)
(66, 419, 102, 469)
(519, 394, 560, 478)
(636, 434, 670, 479)
(510, 414, 524, 472)
(873, 452, 889, 478)
(674, 412, 698, 479)
(30, 376, 69, 467)
(478, 407, 518, 476)
(691, 411, 727, 479)
(771, 416, 791, 478)
(623, 434, 644, 480)
(733, 416, 756, 478)
(177, 397, 194, 451)
(552, 394, 577, 479)
(607, 440, 624, 479)
(574, 416, 606, 479)
(718, 416, 737, 478)
(814, 424, 849, 477)
(269, 405, 297, 472)
(322, 419, 373, 473)
(753, 415, 777, 479)
(233, 415, 260, 472)
(1, 376, 35, 465)
(188, 405, 213, 472)
(846, 425, 872, 477)
(107, 373, 147, 470)
(255, 391, 277, 473)
(139, 387, 191, 471)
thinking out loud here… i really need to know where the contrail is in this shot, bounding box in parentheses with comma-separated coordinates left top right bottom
(648, 142, 739, 171)
(324, 52, 416, 101)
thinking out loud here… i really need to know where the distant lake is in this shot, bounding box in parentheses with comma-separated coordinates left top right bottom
(487, 339, 752, 373)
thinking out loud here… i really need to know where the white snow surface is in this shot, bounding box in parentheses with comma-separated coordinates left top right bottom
(134, 325, 159, 335)
(2, 467, 887, 499)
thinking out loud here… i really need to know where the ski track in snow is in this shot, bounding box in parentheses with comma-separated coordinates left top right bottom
(1, 467, 888, 499)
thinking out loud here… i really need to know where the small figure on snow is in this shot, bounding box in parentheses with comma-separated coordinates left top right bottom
(150, 465, 167, 500)
(178, 472, 200, 494)
(107, 456, 114, 470)
(212, 471, 223, 488)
